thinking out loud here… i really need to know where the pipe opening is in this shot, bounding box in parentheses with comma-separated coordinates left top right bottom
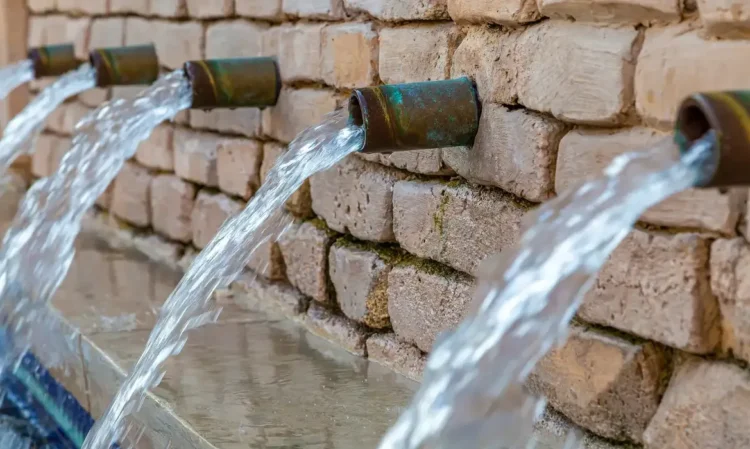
(348, 93, 364, 127)
(677, 104, 712, 144)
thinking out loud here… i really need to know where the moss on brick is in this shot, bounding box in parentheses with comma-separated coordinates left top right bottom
(306, 216, 339, 238)
(433, 193, 450, 236)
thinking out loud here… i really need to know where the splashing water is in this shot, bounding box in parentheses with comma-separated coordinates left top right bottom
(0, 64, 96, 180)
(377, 132, 717, 449)
(0, 60, 34, 104)
(0, 70, 191, 379)
(83, 109, 364, 449)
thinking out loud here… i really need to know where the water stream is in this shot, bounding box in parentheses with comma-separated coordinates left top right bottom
(376, 132, 716, 449)
(83, 109, 364, 449)
(0, 60, 34, 104)
(0, 64, 96, 181)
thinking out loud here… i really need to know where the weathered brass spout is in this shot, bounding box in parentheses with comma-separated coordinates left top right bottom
(675, 91, 750, 187)
(183, 58, 281, 110)
(28, 44, 79, 78)
(89, 45, 160, 87)
(348, 77, 480, 154)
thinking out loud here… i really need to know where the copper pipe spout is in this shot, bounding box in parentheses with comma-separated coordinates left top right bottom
(89, 45, 160, 87)
(183, 58, 281, 110)
(27, 44, 79, 79)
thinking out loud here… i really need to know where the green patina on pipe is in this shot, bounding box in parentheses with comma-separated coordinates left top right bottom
(89, 45, 160, 87)
(183, 58, 281, 110)
(28, 44, 79, 79)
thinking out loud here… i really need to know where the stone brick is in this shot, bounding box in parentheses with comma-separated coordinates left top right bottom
(216, 139, 262, 200)
(282, 0, 345, 19)
(393, 180, 527, 275)
(125, 18, 203, 70)
(57, 0, 107, 15)
(150, 175, 196, 243)
(379, 24, 460, 84)
(450, 26, 516, 104)
(261, 142, 314, 218)
(262, 88, 337, 143)
(277, 221, 334, 304)
(111, 0, 149, 14)
(28, 0, 55, 13)
(32, 134, 68, 178)
(29, 16, 91, 60)
(388, 263, 474, 352)
(174, 129, 227, 187)
(186, 0, 233, 17)
(537, 0, 679, 23)
(276, 23, 326, 82)
(528, 325, 668, 443)
(534, 410, 634, 449)
(206, 20, 266, 59)
(246, 234, 287, 281)
(96, 183, 113, 210)
(329, 241, 394, 328)
(310, 155, 408, 243)
(636, 22, 750, 128)
(579, 229, 720, 353)
(135, 125, 174, 171)
(698, 0, 750, 38)
(61, 102, 91, 135)
(189, 109, 261, 138)
(448, 0, 540, 25)
(322, 23, 379, 89)
(304, 302, 367, 356)
(150, 0, 187, 17)
(443, 104, 567, 203)
(89, 18, 125, 49)
(236, 0, 282, 19)
(232, 271, 308, 318)
(556, 127, 746, 235)
(357, 149, 454, 176)
(191, 191, 244, 249)
(111, 162, 153, 228)
(643, 357, 750, 449)
(709, 238, 750, 362)
(345, 0, 449, 20)
(79, 89, 108, 108)
(366, 333, 425, 381)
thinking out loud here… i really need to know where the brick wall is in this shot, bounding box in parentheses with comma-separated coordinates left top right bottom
(25, 0, 750, 447)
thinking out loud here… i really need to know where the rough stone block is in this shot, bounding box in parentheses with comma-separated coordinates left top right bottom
(111, 162, 153, 228)
(236, 0, 282, 19)
(150, 0, 187, 16)
(259, 142, 313, 218)
(57, 0, 107, 15)
(310, 155, 408, 243)
(150, 175, 197, 243)
(79, 89, 108, 108)
(443, 104, 567, 202)
(32, 134, 68, 178)
(393, 180, 527, 275)
(366, 333, 425, 381)
(322, 23, 379, 89)
(388, 262, 474, 352)
(643, 357, 750, 449)
(345, 0, 449, 20)
(304, 302, 367, 356)
(189, 109, 261, 138)
(538, 0, 679, 23)
(709, 238, 750, 363)
(448, 0, 541, 25)
(698, 0, 750, 38)
(579, 229, 720, 353)
(61, 102, 91, 135)
(186, 0, 233, 16)
(111, 0, 148, 14)
(262, 88, 337, 143)
(29, 16, 91, 60)
(277, 221, 335, 304)
(135, 125, 174, 171)
(206, 20, 266, 59)
(96, 183, 113, 210)
(277, 23, 326, 82)
(358, 149, 454, 176)
(216, 139, 262, 200)
(232, 271, 309, 318)
(28, 0, 56, 13)
(244, 223, 287, 281)
(556, 127, 746, 235)
(191, 190, 244, 249)
(636, 22, 750, 128)
(528, 325, 668, 443)
(329, 241, 394, 328)
(89, 18, 125, 49)
(125, 18, 203, 70)
(174, 129, 225, 187)
(282, 0, 345, 19)
(379, 24, 460, 84)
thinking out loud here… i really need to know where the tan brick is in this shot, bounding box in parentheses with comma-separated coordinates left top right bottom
(231, 271, 308, 318)
(277, 221, 334, 304)
(32, 134, 67, 178)
(29, 16, 91, 60)
(174, 129, 225, 187)
(246, 230, 287, 281)
(579, 229, 720, 353)
(636, 22, 750, 128)
(528, 325, 668, 443)
(345, 0, 449, 20)
(125, 18, 203, 70)
(393, 180, 526, 275)
(366, 333, 425, 381)
(111, 0, 149, 14)
(150, 0, 187, 17)
(448, 0, 540, 25)
(186, 0, 233, 17)
(282, 0, 345, 19)
(45, 102, 66, 134)
(28, 0, 56, 13)
(698, 0, 750, 37)
(535, 409, 639, 449)
(388, 263, 474, 352)
(443, 104, 567, 203)
(135, 124, 174, 171)
(150, 175, 196, 243)
(61, 102, 91, 135)
(643, 357, 750, 449)
(236, 0, 282, 19)
(276, 23, 326, 82)
(304, 302, 367, 356)
(709, 238, 750, 362)
(96, 183, 113, 210)
(357, 149, 454, 176)
(262, 88, 337, 143)
(191, 190, 243, 249)
(556, 127, 746, 235)
(57, 0, 107, 15)
(89, 18, 125, 49)
(261, 142, 314, 218)
(216, 139, 262, 200)
(379, 24, 460, 84)
(329, 241, 393, 328)
(189, 109, 261, 138)
(322, 23, 378, 89)
(310, 155, 408, 242)
(79, 89, 108, 108)
(206, 20, 266, 59)
(538, 0, 679, 23)
(111, 162, 153, 228)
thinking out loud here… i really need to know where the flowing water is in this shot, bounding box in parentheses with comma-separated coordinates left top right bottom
(0, 70, 191, 391)
(0, 64, 96, 180)
(83, 109, 364, 449)
(377, 132, 717, 449)
(0, 60, 34, 104)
